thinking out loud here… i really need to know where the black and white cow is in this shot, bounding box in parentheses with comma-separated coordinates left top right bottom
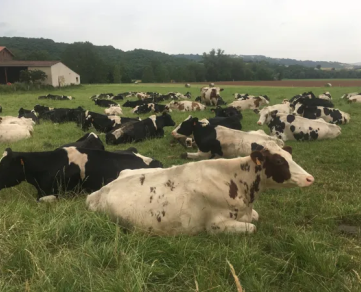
(175, 117, 284, 159)
(122, 99, 153, 108)
(210, 106, 241, 118)
(293, 104, 350, 124)
(0, 147, 163, 201)
(90, 93, 114, 100)
(38, 94, 74, 100)
(255, 103, 291, 125)
(49, 107, 85, 124)
(86, 142, 314, 235)
(106, 113, 176, 145)
(132, 103, 171, 114)
(33, 105, 54, 117)
(57, 133, 105, 151)
(94, 99, 119, 107)
(290, 92, 334, 108)
(18, 108, 40, 124)
(318, 92, 332, 100)
(266, 112, 342, 141)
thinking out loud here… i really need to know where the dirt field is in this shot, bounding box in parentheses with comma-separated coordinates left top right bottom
(191, 80, 361, 87)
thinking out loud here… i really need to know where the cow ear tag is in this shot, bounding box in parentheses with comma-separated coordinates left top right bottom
(193, 122, 197, 126)
(20, 159, 24, 166)
(255, 158, 261, 166)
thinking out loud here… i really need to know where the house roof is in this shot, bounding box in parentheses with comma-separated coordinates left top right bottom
(0, 46, 15, 56)
(0, 60, 60, 67)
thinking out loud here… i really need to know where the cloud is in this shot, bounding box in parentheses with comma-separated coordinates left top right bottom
(0, 0, 360, 63)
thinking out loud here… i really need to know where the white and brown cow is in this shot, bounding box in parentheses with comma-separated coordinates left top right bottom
(167, 101, 206, 112)
(347, 95, 361, 103)
(86, 141, 314, 235)
(104, 105, 123, 116)
(200, 87, 224, 105)
(229, 96, 269, 110)
(267, 113, 341, 141)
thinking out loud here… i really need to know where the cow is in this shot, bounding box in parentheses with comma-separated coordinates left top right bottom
(175, 92, 192, 99)
(234, 93, 252, 100)
(137, 92, 149, 100)
(18, 109, 40, 124)
(209, 82, 215, 87)
(255, 103, 292, 125)
(171, 115, 243, 147)
(201, 87, 224, 105)
(0, 116, 35, 127)
(185, 83, 191, 88)
(94, 99, 118, 107)
(266, 112, 341, 141)
(0, 147, 163, 202)
(0, 124, 33, 143)
(133, 103, 171, 114)
(229, 96, 269, 110)
(111, 94, 124, 100)
(48, 107, 85, 124)
(341, 92, 360, 99)
(57, 133, 105, 151)
(290, 92, 334, 108)
(211, 106, 241, 118)
(33, 105, 54, 117)
(38, 94, 73, 100)
(167, 101, 206, 112)
(347, 95, 361, 103)
(106, 113, 175, 145)
(104, 105, 123, 116)
(176, 117, 284, 160)
(90, 93, 114, 100)
(86, 141, 314, 235)
(293, 104, 350, 125)
(318, 92, 332, 100)
(123, 99, 152, 108)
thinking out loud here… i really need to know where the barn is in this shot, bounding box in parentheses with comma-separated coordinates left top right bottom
(0, 46, 80, 87)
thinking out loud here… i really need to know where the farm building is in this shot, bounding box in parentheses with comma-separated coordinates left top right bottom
(0, 46, 80, 87)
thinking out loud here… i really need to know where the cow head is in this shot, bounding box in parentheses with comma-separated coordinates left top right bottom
(157, 112, 176, 128)
(250, 142, 314, 188)
(0, 148, 26, 190)
(256, 107, 274, 125)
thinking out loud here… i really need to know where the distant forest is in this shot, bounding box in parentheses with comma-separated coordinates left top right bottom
(1, 37, 360, 83)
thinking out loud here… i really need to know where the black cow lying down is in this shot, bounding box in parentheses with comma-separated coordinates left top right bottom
(106, 113, 176, 144)
(56, 132, 105, 151)
(18, 108, 40, 124)
(0, 147, 163, 201)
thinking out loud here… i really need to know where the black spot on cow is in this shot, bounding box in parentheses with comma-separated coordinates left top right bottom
(162, 210, 165, 217)
(309, 127, 312, 130)
(290, 125, 295, 132)
(165, 180, 175, 191)
(240, 163, 250, 172)
(229, 212, 233, 218)
(286, 115, 295, 123)
(150, 196, 153, 203)
(211, 223, 221, 230)
(268, 115, 286, 133)
(156, 215, 161, 222)
(324, 107, 330, 115)
(150, 187, 156, 194)
(140, 175, 145, 185)
(310, 130, 318, 140)
(249, 175, 261, 203)
(229, 180, 238, 199)
(255, 165, 262, 173)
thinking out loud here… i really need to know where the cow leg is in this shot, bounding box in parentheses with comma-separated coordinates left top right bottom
(208, 220, 256, 234)
(38, 195, 58, 203)
(251, 209, 259, 221)
(180, 151, 212, 160)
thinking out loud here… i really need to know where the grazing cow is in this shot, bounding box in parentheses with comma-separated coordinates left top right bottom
(86, 141, 314, 235)
(57, 133, 105, 151)
(0, 124, 33, 143)
(229, 96, 269, 110)
(171, 115, 242, 147)
(266, 113, 341, 141)
(94, 99, 118, 107)
(167, 101, 206, 112)
(18, 109, 40, 125)
(255, 103, 291, 125)
(177, 117, 284, 159)
(0, 147, 163, 201)
(347, 95, 361, 103)
(106, 113, 175, 145)
(201, 87, 224, 105)
(318, 92, 332, 100)
(211, 106, 241, 118)
(104, 105, 123, 116)
(293, 104, 350, 124)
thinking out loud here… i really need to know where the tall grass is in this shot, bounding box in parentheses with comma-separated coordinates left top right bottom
(0, 84, 360, 291)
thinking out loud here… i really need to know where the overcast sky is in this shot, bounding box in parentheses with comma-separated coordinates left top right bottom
(1, 0, 360, 63)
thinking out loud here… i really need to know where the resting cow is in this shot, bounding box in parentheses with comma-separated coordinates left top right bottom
(229, 96, 269, 110)
(255, 103, 291, 125)
(57, 133, 105, 151)
(347, 95, 361, 103)
(0, 124, 33, 143)
(106, 113, 175, 145)
(293, 104, 350, 125)
(0, 147, 163, 201)
(94, 99, 118, 107)
(266, 112, 341, 141)
(318, 92, 332, 100)
(177, 117, 284, 159)
(18, 108, 40, 124)
(211, 106, 241, 118)
(104, 105, 123, 116)
(86, 141, 314, 235)
(167, 101, 206, 111)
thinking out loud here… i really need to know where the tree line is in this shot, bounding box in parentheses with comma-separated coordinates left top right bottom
(1, 37, 360, 83)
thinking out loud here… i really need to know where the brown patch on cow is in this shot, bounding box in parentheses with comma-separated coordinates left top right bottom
(156, 215, 161, 222)
(178, 103, 185, 110)
(229, 212, 233, 218)
(150, 196, 153, 203)
(240, 163, 250, 172)
(150, 187, 156, 194)
(165, 180, 175, 191)
(250, 175, 261, 203)
(211, 223, 221, 230)
(234, 173, 237, 178)
(210, 88, 217, 99)
(150, 211, 154, 217)
(254, 97, 261, 107)
(191, 102, 201, 111)
(162, 210, 166, 217)
(255, 165, 262, 173)
(140, 175, 145, 185)
(229, 180, 238, 199)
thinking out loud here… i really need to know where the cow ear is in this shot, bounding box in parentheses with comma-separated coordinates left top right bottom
(251, 142, 264, 152)
(220, 88, 224, 91)
(283, 146, 292, 155)
(250, 151, 264, 165)
(270, 110, 278, 117)
(253, 109, 260, 114)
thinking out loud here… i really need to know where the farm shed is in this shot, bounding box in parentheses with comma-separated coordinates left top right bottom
(0, 46, 80, 87)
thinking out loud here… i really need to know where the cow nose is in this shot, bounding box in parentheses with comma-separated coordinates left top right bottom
(257, 122, 262, 125)
(171, 131, 176, 136)
(306, 176, 314, 185)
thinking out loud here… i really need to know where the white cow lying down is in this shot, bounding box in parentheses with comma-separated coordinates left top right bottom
(86, 141, 314, 235)
(0, 116, 35, 127)
(0, 124, 33, 143)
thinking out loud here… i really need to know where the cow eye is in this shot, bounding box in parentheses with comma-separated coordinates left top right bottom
(275, 159, 283, 165)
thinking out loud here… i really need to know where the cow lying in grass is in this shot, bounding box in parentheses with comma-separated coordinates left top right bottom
(86, 141, 314, 235)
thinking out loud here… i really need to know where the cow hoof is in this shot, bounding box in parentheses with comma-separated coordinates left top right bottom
(38, 195, 58, 203)
(252, 209, 259, 221)
(247, 224, 257, 234)
(180, 153, 188, 159)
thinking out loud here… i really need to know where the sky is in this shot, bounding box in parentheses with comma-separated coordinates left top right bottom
(0, 0, 360, 63)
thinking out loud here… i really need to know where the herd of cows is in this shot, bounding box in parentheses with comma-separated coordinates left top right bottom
(0, 86, 359, 235)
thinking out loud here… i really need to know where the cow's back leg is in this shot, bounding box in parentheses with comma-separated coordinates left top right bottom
(180, 150, 212, 160)
(207, 220, 256, 234)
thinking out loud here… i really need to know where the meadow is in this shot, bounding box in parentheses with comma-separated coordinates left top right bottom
(0, 83, 361, 292)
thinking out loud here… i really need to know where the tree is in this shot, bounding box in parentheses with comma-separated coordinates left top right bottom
(121, 71, 132, 83)
(142, 66, 155, 82)
(26, 50, 51, 61)
(316, 64, 322, 70)
(113, 64, 121, 83)
(19, 70, 32, 83)
(19, 69, 47, 83)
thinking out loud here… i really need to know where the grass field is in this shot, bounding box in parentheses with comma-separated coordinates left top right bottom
(0, 84, 361, 292)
